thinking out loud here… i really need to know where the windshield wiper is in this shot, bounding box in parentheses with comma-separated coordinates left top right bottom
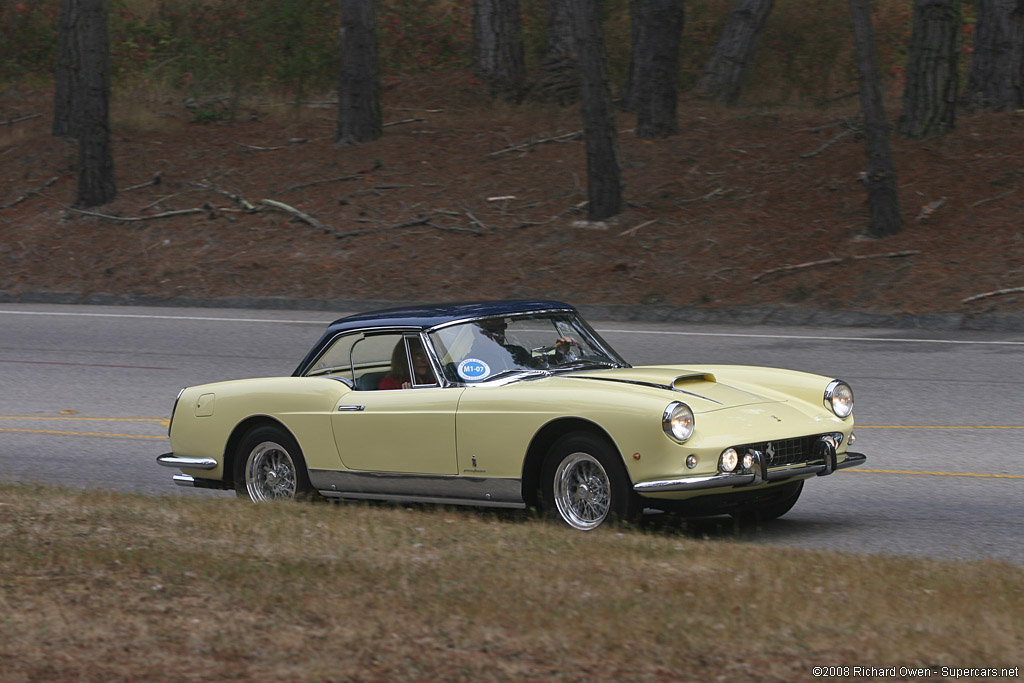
(480, 368, 550, 383)
(553, 360, 619, 372)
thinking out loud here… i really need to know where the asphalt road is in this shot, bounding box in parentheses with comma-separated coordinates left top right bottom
(1, 303, 1022, 565)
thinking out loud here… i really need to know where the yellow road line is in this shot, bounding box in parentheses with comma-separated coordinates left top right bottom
(0, 416, 168, 423)
(844, 468, 1024, 480)
(858, 425, 1024, 430)
(0, 427, 165, 439)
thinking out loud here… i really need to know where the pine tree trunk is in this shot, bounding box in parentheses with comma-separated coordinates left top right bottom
(533, 0, 579, 104)
(572, 0, 622, 221)
(75, 0, 115, 208)
(631, 0, 685, 138)
(336, 0, 381, 145)
(473, 0, 525, 100)
(53, 0, 81, 137)
(850, 0, 901, 238)
(899, 0, 961, 138)
(963, 0, 1024, 111)
(696, 0, 776, 106)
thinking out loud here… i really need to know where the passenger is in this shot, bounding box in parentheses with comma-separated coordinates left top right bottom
(379, 338, 433, 389)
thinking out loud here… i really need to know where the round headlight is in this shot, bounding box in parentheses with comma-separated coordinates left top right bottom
(720, 448, 739, 473)
(663, 402, 695, 443)
(825, 380, 854, 418)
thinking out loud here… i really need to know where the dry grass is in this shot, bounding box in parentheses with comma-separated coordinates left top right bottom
(1, 483, 1021, 681)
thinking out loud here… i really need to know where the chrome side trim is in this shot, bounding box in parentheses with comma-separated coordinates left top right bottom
(309, 469, 523, 506)
(157, 453, 218, 470)
(634, 472, 756, 493)
(318, 491, 525, 509)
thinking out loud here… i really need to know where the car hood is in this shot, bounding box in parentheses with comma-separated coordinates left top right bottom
(560, 365, 777, 412)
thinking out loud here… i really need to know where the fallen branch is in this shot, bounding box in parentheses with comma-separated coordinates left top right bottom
(382, 117, 425, 128)
(970, 189, 1014, 208)
(962, 286, 1024, 304)
(275, 174, 362, 196)
(486, 131, 582, 158)
(676, 187, 727, 204)
(0, 177, 58, 209)
(915, 197, 947, 221)
(234, 138, 306, 151)
(67, 206, 209, 222)
(1, 113, 41, 127)
(618, 219, 657, 237)
(801, 128, 854, 158)
(752, 250, 920, 282)
(189, 182, 258, 211)
(260, 199, 334, 234)
(123, 171, 163, 193)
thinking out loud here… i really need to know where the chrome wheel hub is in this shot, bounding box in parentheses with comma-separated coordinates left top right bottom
(245, 442, 297, 502)
(554, 452, 611, 531)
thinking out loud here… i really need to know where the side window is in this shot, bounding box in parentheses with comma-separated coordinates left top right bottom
(371, 335, 439, 390)
(305, 332, 361, 377)
(350, 333, 405, 391)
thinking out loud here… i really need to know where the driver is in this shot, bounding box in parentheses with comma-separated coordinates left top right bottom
(478, 318, 576, 369)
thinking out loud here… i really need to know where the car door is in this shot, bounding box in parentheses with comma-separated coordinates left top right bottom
(330, 332, 463, 474)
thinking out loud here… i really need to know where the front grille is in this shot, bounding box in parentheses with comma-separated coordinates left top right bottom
(733, 434, 825, 469)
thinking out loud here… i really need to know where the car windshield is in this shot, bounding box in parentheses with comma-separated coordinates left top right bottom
(428, 312, 625, 384)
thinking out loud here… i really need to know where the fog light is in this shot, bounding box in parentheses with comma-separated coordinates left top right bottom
(720, 448, 738, 473)
(686, 454, 698, 469)
(742, 452, 754, 470)
(849, 432, 856, 446)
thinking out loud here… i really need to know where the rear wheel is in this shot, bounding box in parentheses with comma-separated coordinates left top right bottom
(541, 433, 638, 530)
(234, 425, 314, 502)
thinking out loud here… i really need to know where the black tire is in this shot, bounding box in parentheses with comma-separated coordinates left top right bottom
(731, 480, 803, 523)
(233, 425, 314, 502)
(540, 432, 638, 530)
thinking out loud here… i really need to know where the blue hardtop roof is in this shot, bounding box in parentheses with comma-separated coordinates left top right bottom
(324, 299, 576, 334)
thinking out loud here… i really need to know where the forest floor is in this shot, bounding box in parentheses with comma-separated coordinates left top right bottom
(1, 76, 1022, 325)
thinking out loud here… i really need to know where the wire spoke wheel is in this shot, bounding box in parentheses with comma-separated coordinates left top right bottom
(245, 441, 299, 501)
(553, 452, 613, 530)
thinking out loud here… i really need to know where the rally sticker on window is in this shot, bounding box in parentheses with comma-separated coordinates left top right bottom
(457, 358, 491, 381)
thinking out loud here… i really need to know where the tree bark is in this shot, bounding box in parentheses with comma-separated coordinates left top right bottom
(629, 0, 685, 138)
(336, 0, 381, 145)
(696, 0, 776, 106)
(572, 0, 622, 221)
(53, 0, 81, 137)
(899, 0, 961, 138)
(850, 0, 901, 237)
(473, 0, 525, 100)
(73, 0, 115, 208)
(533, 0, 579, 104)
(963, 0, 1024, 111)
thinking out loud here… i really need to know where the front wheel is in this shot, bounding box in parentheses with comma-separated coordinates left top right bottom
(541, 433, 638, 530)
(234, 425, 314, 502)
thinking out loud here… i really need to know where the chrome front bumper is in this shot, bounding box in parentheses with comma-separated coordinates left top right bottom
(633, 450, 867, 494)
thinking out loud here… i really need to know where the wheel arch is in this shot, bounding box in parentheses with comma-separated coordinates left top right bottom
(520, 417, 629, 509)
(222, 415, 298, 487)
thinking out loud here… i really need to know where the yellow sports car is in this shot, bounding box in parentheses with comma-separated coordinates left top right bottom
(158, 300, 864, 530)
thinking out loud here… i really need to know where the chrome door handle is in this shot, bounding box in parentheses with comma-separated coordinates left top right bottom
(337, 405, 365, 412)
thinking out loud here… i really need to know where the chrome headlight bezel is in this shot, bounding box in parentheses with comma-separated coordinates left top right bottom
(662, 401, 695, 443)
(824, 380, 854, 419)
